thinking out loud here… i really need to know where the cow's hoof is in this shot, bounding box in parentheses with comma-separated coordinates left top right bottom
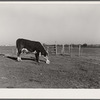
(36, 62, 40, 65)
(36, 60, 40, 64)
(17, 59, 22, 62)
(17, 57, 22, 62)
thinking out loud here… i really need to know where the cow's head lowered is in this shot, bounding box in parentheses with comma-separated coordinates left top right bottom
(40, 46, 50, 64)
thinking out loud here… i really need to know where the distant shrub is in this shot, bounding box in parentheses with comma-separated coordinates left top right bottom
(82, 43, 88, 47)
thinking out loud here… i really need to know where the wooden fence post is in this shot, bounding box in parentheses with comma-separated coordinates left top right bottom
(69, 44, 72, 57)
(69, 45, 70, 56)
(55, 41, 57, 55)
(71, 44, 72, 57)
(61, 44, 64, 54)
(55, 44, 57, 55)
(79, 44, 81, 57)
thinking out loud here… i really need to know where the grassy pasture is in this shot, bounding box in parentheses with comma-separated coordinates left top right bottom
(0, 46, 100, 88)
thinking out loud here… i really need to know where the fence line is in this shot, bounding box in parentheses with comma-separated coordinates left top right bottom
(0, 45, 100, 57)
(45, 44, 82, 57)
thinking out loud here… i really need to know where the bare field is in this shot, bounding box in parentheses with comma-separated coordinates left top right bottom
(0, 46, 100, 88)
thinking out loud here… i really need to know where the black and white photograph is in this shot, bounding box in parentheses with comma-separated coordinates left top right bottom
(0, 1, 100, 92)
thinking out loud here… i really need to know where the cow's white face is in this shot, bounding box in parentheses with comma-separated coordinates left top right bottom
(46, 59, 50, 64)
(43, 56, 50, 64)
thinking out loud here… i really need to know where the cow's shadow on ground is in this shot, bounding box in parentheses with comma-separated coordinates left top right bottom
(6, 56, 45, 63)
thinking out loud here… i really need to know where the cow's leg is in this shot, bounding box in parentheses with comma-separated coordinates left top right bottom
(35, 52, 39, 63)
(17, 49, 22, 61)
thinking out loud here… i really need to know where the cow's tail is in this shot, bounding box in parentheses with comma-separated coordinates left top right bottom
(16, 48, 18, 55)
(16, 39, 19, 55)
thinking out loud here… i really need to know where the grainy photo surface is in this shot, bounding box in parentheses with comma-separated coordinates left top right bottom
(0, 2, 100, 88)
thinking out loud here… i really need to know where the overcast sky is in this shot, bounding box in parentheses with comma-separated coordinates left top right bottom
(0, 2, 100, 45)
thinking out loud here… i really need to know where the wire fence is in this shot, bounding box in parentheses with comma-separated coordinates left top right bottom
(44, 44, 100, 57)
(44, 44, 81, 56)
(0, 45, 100, 57)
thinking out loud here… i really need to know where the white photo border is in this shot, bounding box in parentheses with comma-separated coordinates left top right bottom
(0, 1, 100, 99)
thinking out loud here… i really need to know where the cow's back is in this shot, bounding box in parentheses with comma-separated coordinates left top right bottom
(16, 38, 45, 52)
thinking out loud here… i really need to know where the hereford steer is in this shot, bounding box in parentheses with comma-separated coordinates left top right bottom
(16, 38, 50, 64)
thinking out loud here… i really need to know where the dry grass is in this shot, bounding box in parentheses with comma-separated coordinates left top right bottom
(0, 46, 100, 88)
(0, 53, 99, 88)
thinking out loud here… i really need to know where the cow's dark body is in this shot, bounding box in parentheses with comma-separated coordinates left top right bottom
(16, 38, 48, 62)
